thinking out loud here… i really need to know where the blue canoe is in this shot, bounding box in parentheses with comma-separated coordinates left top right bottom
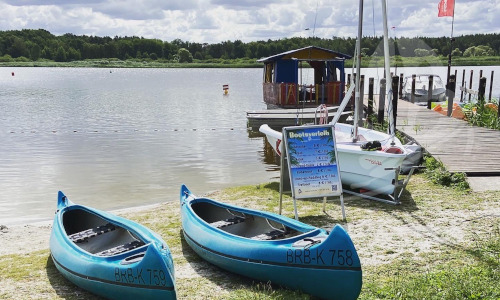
(180, 185, 362, 300)
(50, 191, 176, 299)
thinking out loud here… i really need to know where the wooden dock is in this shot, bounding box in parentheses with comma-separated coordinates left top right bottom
(394, 99, 500, 175)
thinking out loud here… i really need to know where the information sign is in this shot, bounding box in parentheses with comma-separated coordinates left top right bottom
(283, 125, 342, 199)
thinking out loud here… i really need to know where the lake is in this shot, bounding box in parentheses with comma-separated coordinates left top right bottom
(1, 65, 498, 225)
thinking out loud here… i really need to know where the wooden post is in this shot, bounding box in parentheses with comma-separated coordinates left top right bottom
(378, 78, 386, 124)
(368, 77, 374, 128)
(358, 75, 365, 127)
(411, 74, 416, 103)
(460, 69, 465, 102)
(351, 73, 356, 110)
(427, 75, 434, 109)
(468, 70, 474, 102)
(399, 73, 404, 99)
(446, 74, 456, 117)
(478, 77, 486, 107)
(392, 76, 399, 129)
(489, 71, 494, 102)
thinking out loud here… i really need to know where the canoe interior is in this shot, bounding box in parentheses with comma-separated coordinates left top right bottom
(191, 201, 306, 240)
(63, 208, 145, 256)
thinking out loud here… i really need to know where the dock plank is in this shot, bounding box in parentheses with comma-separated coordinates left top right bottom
(393, 99, 500, 175)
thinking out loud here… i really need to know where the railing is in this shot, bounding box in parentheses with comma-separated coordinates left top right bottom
(263, 82, 344, 107)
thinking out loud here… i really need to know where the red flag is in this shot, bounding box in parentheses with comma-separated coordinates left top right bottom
(438, 0, 455, 17)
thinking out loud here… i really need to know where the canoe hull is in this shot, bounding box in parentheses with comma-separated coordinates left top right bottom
(180, 185, 362, 300)
(50, 191, 176, 300)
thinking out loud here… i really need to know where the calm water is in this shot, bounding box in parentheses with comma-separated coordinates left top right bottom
(0, 67, 279, 225)
(1, 65, 498, 225)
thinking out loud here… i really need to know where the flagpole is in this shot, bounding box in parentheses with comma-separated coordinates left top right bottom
(446, 1, 455, 116)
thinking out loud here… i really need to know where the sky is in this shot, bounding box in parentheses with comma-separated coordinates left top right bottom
(0, 0, 499, 44)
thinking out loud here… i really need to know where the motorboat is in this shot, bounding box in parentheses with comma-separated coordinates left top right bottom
(402, 74, 446, 104)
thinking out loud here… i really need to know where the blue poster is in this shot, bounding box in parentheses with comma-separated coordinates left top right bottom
(283, 125, 342, 199)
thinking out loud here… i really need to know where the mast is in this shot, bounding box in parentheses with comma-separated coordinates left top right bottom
(352, 0, 364, 142)
(381, 0, 395, 142)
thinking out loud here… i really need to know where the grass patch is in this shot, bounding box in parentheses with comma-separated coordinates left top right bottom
(424, 156, 470, 190)
(361, 226, 500, 299)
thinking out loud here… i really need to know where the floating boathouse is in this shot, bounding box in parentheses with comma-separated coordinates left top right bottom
(258, 46, 352, 108)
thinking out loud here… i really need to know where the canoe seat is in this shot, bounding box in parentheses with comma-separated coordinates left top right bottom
(69, 223, 116, 243)
(210, 216, 245, 229)
(252, 230, 286, 241)
(96, 240, 145, 256)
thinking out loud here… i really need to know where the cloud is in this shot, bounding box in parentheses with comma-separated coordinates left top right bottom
(0, 0, 498, 43)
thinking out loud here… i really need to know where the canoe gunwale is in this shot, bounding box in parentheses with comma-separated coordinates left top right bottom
(183, 197, 320, 243)
(56, 204, 156, 258)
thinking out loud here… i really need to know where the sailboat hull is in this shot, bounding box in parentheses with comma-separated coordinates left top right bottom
(260, 123, 407, 195)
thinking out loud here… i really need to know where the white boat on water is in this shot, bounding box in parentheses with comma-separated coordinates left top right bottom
(402, 74, 446, 104)
(260, 0, 413, 198)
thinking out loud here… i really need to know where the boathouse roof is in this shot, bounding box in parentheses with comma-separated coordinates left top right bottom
(257, 46, 352, 63)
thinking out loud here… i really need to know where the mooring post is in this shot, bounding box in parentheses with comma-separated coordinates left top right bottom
(468, 70, 474, 102)
(427, 75, 434, 109)
(358, 75, 365, 127)
(392, 76, 399, 129)
(489, 71, 494, 102)
(447, 74, 456, 117)
(478, 77, 486, 107)
(411, 74, 416, 103)
(460, 69, 465, 102)
(367, 77, 374, 128)
(378, 78, 386, 124)
(399, 73, 404, 99)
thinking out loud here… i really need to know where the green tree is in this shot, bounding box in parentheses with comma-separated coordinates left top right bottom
(463, 45, 494, 57)
(30, 43, 41, 60)
(177, 48, 193, 63)
(54, 46, 67, 62)
(414, 48, 429, 57)
(9, 37, 29, 58)
(451, 47, 462, 57)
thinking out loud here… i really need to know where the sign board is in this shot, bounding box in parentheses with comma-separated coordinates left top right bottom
(283, 124, 342, 199)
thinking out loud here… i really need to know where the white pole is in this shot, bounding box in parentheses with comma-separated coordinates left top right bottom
(352, 0, 364, 142)
(381, 0, 395, 141)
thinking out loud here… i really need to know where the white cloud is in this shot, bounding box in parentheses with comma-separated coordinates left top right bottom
(0, 0, 498, 43)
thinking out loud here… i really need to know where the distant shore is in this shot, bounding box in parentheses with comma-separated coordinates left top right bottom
(1, 55, 500, 69)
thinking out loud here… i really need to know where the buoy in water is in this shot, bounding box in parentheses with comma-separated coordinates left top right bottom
(223, 84, 229, 95)
(11, 72, 15, 76)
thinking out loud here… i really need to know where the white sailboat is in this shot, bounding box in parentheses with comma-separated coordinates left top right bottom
(260, 0, 412, 198)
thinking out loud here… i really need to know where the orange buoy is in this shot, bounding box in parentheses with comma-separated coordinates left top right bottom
(223, 84, 229, 95)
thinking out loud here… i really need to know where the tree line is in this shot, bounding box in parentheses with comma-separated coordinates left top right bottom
(0, 29, 498, 63)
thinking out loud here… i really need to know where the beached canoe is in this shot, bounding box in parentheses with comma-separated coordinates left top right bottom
(180, 185, 362, 300)
(50, 191, 176, 299)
